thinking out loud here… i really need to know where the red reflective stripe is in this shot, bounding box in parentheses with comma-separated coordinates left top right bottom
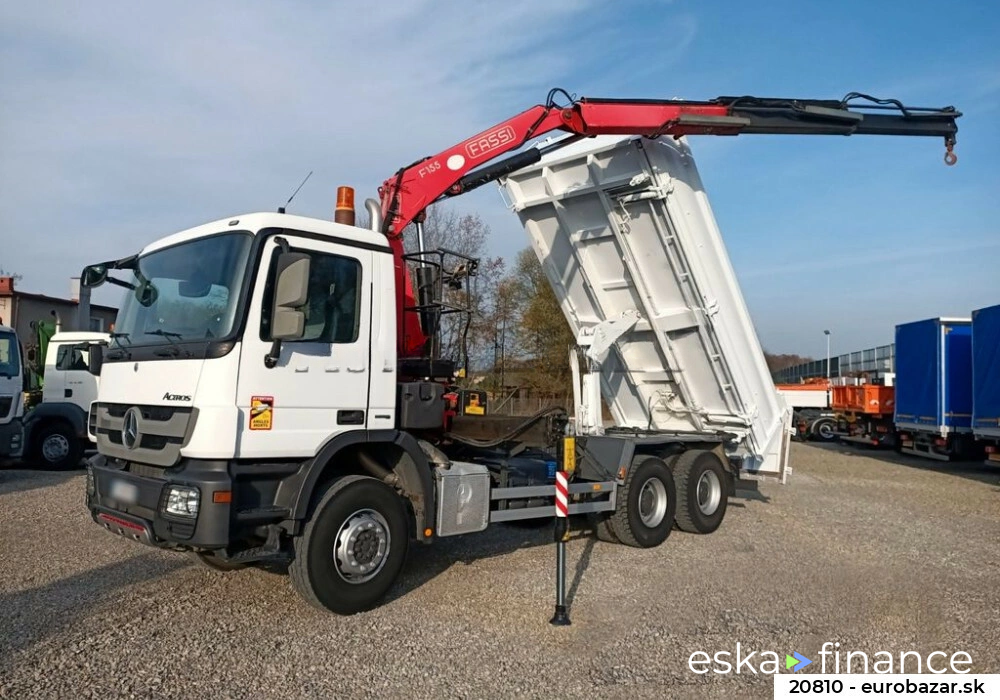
(98, 513, 145, 533)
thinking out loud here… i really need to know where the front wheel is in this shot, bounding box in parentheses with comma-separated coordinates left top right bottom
(34, 422, 83, 470)
(290, 475, 409, 615)
(608, 456, 677, 548)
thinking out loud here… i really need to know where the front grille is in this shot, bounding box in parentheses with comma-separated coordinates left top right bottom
(92, 402, 198, 468)
(126, 462, 170, 479)
(105, 403, 177, 421)
(0, 396, 12, 419)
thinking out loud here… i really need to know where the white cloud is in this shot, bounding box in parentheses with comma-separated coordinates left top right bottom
(2, 0, 685, 298)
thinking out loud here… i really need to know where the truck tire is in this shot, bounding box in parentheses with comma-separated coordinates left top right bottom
(290, 474, 409, 615)
(671, 450, 728, 534)
(809, 418, 837, 443)
(33, 422, 83, 471)
(608, 456, 677, 548)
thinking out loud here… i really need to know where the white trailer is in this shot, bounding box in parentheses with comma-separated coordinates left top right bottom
(501, 134, 793, 481)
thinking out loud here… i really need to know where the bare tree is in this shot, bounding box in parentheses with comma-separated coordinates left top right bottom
(397, 206, 507, 376)
(346, 205, 530, 389)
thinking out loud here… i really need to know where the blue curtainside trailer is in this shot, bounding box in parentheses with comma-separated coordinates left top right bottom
(893, 317, 978, 461)
(972, 304, 1000, 466)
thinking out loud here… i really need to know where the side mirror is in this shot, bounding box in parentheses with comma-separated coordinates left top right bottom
(87, 343, 104, 377)
(270, 252, 311, 341)
(264, 251, 311, 369)
(81, 265, 108, 288)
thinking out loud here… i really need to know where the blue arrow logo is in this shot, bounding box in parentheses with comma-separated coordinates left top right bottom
(785, 652, 812, 672)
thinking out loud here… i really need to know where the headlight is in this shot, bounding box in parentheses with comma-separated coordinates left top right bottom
(86, 466, 95, 496)
(164, 486, 200, 517)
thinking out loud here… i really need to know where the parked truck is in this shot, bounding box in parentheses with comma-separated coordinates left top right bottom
(894, 317, 978, 460)
(971, 303, 1000, 466)
(22, 331, 109, 469)
(0, 324, 25, 463)
(831, 375, 896, 448)
(774, 379, 836, 442)
(79, 88, 960, 614)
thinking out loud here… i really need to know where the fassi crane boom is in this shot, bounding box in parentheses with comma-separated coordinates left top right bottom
(378, 88, 961, 359)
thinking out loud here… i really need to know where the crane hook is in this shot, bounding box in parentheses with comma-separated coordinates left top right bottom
(944, 139, 957, 166)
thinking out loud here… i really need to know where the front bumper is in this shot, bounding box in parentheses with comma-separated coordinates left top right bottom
(0, 419, 24, 460)
(86, 453, 232, 549)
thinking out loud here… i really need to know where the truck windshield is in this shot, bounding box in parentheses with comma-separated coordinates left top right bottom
(0, 331, 20, 378)
(113, 231, 253, 346)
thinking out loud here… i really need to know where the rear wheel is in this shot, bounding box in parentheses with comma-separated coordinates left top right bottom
(290, 475, 409, 615)
(672, 450, 729, 534)
(608, 456, 677, 548)
(810, 418, 837, 443)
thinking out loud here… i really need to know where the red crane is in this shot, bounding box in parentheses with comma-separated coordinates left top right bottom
(378, 89, 961, 359)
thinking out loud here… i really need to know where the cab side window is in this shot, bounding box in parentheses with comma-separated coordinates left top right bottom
(261, 248, 362, 344)
(56, 345, 89, 371)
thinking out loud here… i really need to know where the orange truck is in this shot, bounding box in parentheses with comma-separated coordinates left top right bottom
(831, 378, 896, 447)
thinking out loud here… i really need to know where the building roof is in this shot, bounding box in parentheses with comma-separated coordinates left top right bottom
(0, 277, 117, 313)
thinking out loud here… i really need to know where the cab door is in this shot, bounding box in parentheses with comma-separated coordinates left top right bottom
(45, 342, 103, 407)
(236, 234, 373, 459)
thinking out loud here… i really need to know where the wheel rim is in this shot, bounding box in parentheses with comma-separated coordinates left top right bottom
(817, 422, 834, 439)
(333, 509, 391, 584)
(42, 434, 70, 463)
(696, 470, 722, 515)
(637, 477, 668, 528)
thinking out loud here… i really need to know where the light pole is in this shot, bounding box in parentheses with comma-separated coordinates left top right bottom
(824, 330, 831, 380)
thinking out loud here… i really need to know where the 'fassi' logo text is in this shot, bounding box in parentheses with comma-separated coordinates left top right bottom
(465, 126, 516, 159)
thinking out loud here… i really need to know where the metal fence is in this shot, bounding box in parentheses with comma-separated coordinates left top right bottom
(488, 396, 570, 416)
(772, 344, 895, 383)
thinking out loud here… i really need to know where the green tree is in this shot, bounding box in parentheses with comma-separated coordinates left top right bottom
(511, 248, 574, 397)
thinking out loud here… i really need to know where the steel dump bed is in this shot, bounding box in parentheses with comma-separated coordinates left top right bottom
(501, 134, 791, 479)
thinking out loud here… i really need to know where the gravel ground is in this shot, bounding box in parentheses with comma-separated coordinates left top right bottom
(1, 442, 998, 699)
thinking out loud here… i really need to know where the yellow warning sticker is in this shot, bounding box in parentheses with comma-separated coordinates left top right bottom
(250, 396, 274, 430)
(465, 392, 485, 415)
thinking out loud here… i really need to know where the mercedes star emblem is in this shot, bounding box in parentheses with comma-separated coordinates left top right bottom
(122, 407, 142, 450)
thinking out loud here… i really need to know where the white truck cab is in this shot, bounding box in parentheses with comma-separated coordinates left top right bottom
(0, 324, 25, 462)
(87, 212, 397, 464)
(22, 331, 109, 469)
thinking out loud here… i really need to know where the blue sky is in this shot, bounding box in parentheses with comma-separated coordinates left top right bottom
(1, 0, 997, 358)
